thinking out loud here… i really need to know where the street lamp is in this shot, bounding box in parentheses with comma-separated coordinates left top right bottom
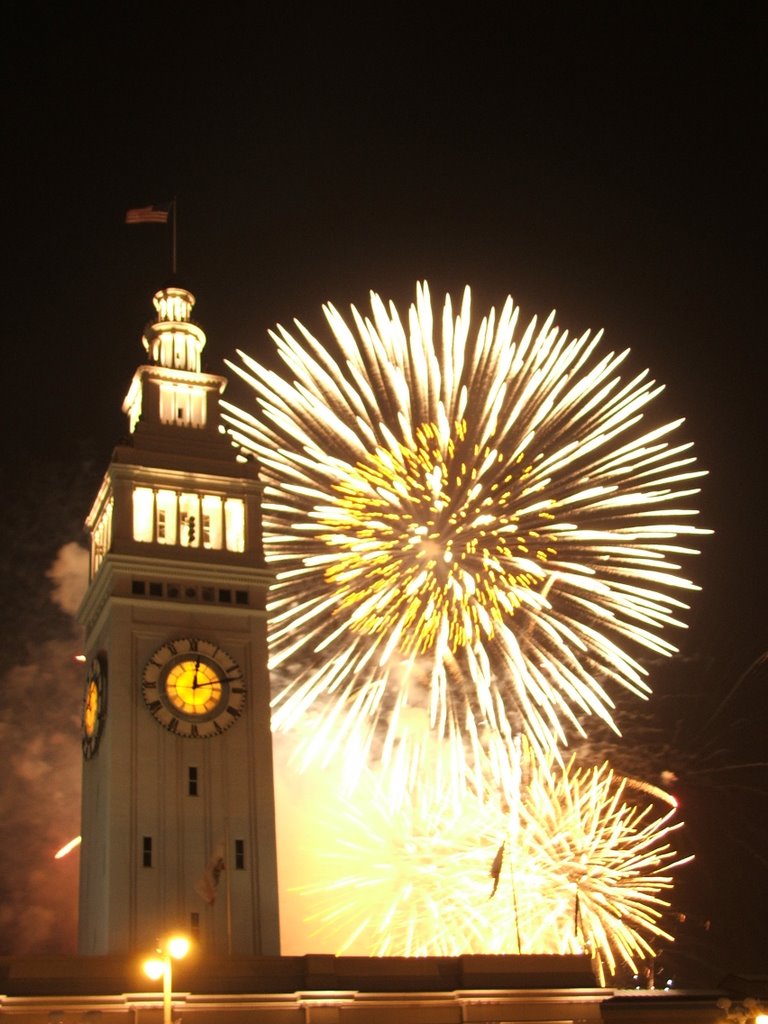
(143, 934, 190, 1024)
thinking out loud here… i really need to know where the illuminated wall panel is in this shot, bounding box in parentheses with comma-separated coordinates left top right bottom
(225, 498, 245, 552)
(91, 497, 114, 575)
(133, 487, 154, 543)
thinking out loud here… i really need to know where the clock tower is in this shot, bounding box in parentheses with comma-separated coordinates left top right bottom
(77, 285, 280, 956)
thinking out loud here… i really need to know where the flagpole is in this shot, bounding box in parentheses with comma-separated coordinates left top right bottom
(171, 197, 178, 277)
(225, 817, 233, 955)
(512, 877, 522, 954)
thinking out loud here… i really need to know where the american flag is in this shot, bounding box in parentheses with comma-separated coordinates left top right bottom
(125, 204, 170, 224)
(194, 841, 225, 905)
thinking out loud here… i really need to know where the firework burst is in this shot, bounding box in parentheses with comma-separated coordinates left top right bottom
(503, 754, 688, 984)
(223, 283, 707, 770)
(290, 739, 686, 981)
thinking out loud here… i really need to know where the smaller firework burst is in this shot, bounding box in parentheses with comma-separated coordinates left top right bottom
(490, 753, 690, 984)
(291, 737, 687, 982)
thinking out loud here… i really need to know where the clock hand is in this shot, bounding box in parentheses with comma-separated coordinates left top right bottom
(192, 656, 201, 690)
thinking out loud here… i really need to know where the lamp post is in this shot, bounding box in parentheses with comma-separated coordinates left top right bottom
(143, 934, 190, 1024)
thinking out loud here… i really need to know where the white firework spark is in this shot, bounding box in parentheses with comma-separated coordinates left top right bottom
(223, 283, 707, 770)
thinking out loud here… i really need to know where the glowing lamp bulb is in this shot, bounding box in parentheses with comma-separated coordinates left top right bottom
(143, 958, 165, 981)
(167, 935, 190, 960)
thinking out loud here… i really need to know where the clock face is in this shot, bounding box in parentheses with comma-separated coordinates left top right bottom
(142, 638, 246, 738)
(82, 655, 107, 759)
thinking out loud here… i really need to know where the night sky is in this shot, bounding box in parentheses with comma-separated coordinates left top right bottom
(1, 5, 765, 986)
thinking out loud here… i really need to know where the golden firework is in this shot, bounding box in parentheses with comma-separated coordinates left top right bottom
(224, 283, 707, 769)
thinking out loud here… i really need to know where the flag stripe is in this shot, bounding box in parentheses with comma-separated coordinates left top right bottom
(125, 204, 170, 224)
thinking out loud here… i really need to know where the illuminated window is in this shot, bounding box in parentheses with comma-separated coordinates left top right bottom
(158, 384, 194, 426)
(224, 499, 245, 552)
(179, 493, 200, 547)
(171, 294, 190, 321)
(124, 375, 143, 434)
(174, 331, 186, 369)
(156, 490, 177, 544)
(158, 383, 207, 428)
(92, 497, 114, 575)
(133, 487, 154, 543)
(202, 495, 223, 549)
(132, 487, 244, 552)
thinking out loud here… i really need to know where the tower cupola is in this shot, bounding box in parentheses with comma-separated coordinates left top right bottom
(122, 285, 227, 442)
(143, 285, 205, 372)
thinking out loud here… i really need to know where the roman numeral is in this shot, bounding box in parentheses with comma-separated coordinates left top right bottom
(147, 700, 162, 712)
(227, 706, 241, 719)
